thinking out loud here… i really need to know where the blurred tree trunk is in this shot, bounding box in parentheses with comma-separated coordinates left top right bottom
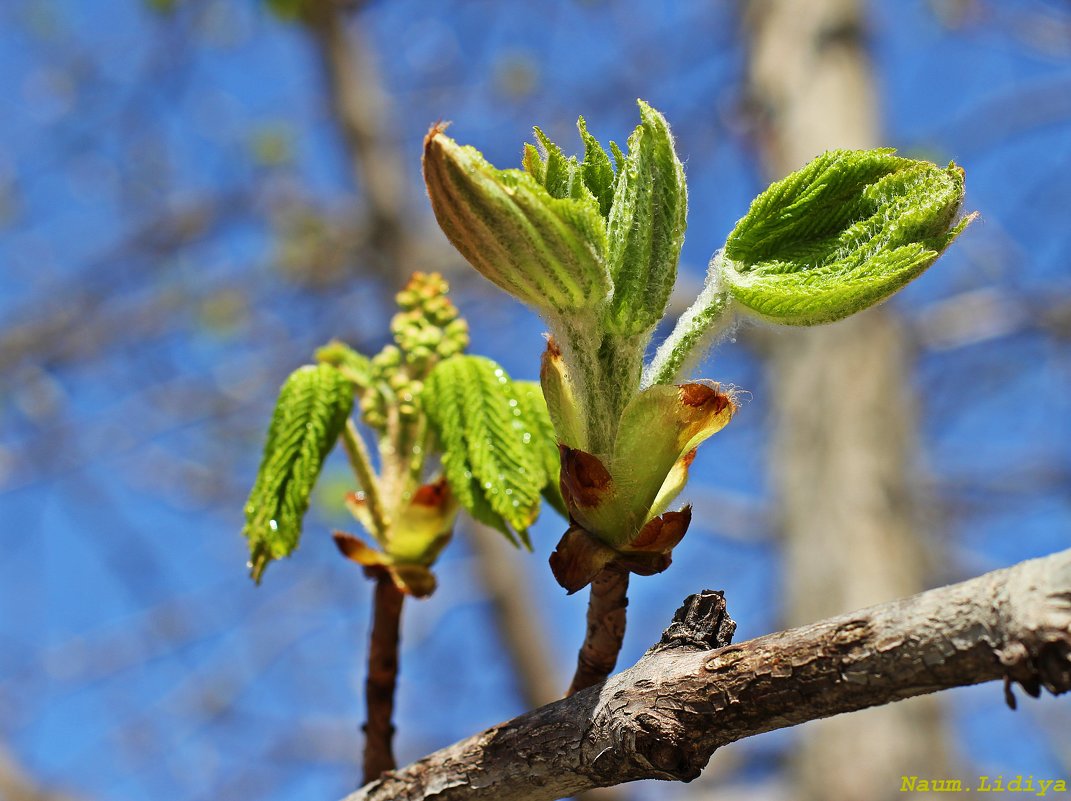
(743, 1, 949, 799)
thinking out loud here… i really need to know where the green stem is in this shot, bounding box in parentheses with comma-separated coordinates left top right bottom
(407, 415, 431, 488)
(342, 419, 388, 536)
(556, 319, 644, 455)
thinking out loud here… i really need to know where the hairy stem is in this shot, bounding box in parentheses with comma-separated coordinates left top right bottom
(643, 256, 733, 388)
(552, 318, 644, 455)
(567, 564, 630, 696)
(363, 572, 405, 783)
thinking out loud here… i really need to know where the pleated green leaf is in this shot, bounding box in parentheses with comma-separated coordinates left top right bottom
(422, 356, 511, 540)
(604, 100, 688, 336)
(424, 356, 551, 547)
(423, 125, 611, 316)
(243, 364, 354, 583)
(720, 149, 973, 325)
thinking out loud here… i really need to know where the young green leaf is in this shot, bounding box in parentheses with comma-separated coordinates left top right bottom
(422, 124, 611, 317)
(530, 127, 584, 201)
(604, 100, 688, 336)
(720, 149, 973, 326)
(423, 356, 548, 546)
(243, 364, 354, 583)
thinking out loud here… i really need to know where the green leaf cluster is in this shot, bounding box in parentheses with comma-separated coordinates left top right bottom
(424, 132, 611, 315)
(425, 104, 975, 594)
(242, 273, 565, 590)
(243, 364, 354, 583)
(424, 356, 559, 547)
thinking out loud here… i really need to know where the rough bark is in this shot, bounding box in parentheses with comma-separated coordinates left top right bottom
(743, 1, 949, 798)
(363, 573, 405, 782)
(567, 565, 630, 696)
(342, 549, 1071, 801)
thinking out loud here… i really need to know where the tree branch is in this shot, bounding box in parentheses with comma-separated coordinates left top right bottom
(343, 548, 1071, 801)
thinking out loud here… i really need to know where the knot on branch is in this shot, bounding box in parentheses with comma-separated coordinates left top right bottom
(629, 712, 701, 782)
(647, 590, 736, 655)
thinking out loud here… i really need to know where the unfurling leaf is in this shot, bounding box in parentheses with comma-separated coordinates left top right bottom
(577, 117, 616, 218)
(422, 124, 611, 316)
(423, 356, 555, 546)
(604, 100, 688, 336)
(243, 364, 354, 583)
(719, 149, 973, 326)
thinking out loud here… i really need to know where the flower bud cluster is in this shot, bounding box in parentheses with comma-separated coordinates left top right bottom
(358, 273, 469, 431)
(357, 346, 396, 430)
(391, 272, 469, 375)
